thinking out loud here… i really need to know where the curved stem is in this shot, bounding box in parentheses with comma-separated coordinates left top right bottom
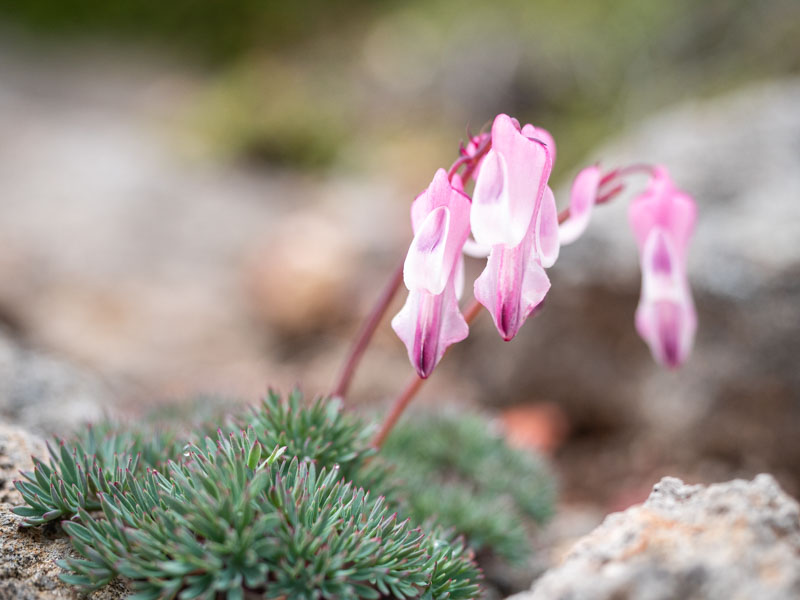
(448, 137, 491, 182)
(370, 374, 425, 450)
(599, 163, 654, 186)
(560, 164, 649, 226)
(447, 156, 471, 180)
(371, 298, 483, 449)
(596, 182, 626, 206)
(332, 259, 405, 399)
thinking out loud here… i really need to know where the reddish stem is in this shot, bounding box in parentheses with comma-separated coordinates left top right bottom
(371, 298, 483, 449)
(370, 374, 425, 450)
(447, 156, 471, 180)
(596, 182, 626, 205)
(599, 163, 654, 187)
(332, 259, 405, 399)
(448, 137, 491, 182)
(558, 164, 650, 227)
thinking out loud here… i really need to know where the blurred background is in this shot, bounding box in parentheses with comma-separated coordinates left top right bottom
(0, 0, 799, 567)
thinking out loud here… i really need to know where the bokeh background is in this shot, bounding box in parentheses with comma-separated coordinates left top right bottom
(1, 0, 799, 559)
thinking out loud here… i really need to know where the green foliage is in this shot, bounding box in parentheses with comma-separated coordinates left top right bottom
(243, 390, 375, 481)
(14, 392, 483, 599)
(0, 0, 381, 61)
(191, 61, 346, 168)
(58, 429, 479, 600)
(2, 0, 794, 173)
(381, 412, 556, 564)
(242, 390, 391, 496)
(13, 423, 181, 526)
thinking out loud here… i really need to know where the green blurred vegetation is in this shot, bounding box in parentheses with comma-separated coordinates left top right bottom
(1, 0, 798, 174)
(0, 0, 384, 60)
(382, 412, 555, 565)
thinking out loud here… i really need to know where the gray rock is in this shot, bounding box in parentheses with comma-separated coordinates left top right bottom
(0, 38, 410, 402)
(0, 328, 117, 434)
(0, 423, 128, 599)
(0, 422, 47, 505)
(511, 475, 800, 600)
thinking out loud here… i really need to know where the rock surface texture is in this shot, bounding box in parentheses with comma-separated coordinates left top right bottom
(511, 475, 800, 600)
(0, 423, 127, 599)
(0, 328, 117, 434)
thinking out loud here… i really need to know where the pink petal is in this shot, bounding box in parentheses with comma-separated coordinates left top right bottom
(474, 234, 551, 341)
(391, 278, 469, 378)
(628, 166, 696, 260)
(453, 254, 465, 300)
(460, 133, 490, 182)
(462, 238, 491, 259)
(471, 114, 552, 248)
(559, 165, 601, 245)
(405, 168, 472, 294)
(534, 185, 560, 268)
(470, 149, 511, 243)
(404, 206, 452, 295)
(450, 173, 465, 193)
(521, 124, 556, 164)
(634, 227, 697, 368)
(628, 167, 698, 366)
(635, 297, 696, 369)
(410, 168, 471, 233)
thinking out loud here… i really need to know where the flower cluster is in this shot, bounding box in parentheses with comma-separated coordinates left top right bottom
(392, 113, 697, 378)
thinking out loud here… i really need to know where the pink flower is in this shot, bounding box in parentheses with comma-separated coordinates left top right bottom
(559, 165, 602, 245)
(471, 114, 559, 340)
(471, 115, 553, 248)
(629, 167, 697, 368)
(392, 169, 472, 377)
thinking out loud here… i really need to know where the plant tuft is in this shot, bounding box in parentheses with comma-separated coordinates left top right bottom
(14, 392, 489, 599)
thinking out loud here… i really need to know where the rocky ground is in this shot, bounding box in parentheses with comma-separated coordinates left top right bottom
(0, 327, 117, 434)
(2, 419, 798, 600)
(0, 424, 128, 599)
(511, 475, 800, 600)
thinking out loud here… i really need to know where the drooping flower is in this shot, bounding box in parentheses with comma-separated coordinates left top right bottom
(471, 115, 553, 249)
(629, 167, 697, 368)
(392, 168, 471, 377)
(470, 114, 559, 340)
(559, 165, 602, 245)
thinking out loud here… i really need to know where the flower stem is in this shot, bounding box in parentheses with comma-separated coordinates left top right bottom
(596, 182, 626, 205)
(371, 298, 483, 449)
(370, 374, 425, 449)
(332, 259, 405, 399)
(448, 138, 491, 181)
(599, 163, 654, 186)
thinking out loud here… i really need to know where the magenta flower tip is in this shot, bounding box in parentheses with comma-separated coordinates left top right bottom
(629, 167, 697, 368)
(393, 170, 471, 377)
(470, 114, 557, 341)
(560, 165, 602, 246)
